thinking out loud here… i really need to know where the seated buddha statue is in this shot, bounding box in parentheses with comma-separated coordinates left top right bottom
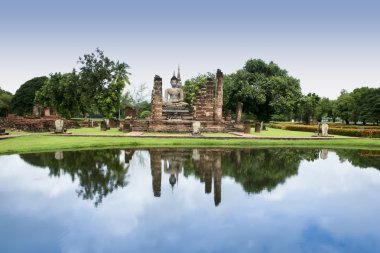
(163, 75, 189, 110)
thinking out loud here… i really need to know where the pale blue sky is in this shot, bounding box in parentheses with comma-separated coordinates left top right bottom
(0, 0, 379, 98)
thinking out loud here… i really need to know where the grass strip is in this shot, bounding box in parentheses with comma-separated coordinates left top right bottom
(0, 135, 380, 155)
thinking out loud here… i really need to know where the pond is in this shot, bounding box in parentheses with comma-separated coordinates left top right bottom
(0, 148, 380, 253)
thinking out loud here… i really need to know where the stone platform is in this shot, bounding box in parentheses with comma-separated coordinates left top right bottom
(123, 119, 245, 133)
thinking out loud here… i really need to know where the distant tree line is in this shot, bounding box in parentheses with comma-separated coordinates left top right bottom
(3, 56, 379, 124)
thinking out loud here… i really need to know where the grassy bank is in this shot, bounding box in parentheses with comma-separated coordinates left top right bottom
(0, 134, 380, 155)
(250, 127, 349, 138)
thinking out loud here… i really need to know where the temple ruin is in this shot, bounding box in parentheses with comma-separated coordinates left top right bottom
(123, 68, 246, 133)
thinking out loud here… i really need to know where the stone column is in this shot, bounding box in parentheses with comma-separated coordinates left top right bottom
(213, 152, 222, 206)
(214, 69, 224, 122)
(151, 75, 163, 120)
(236, 102, 243, 123)
(205, 78, 215, 120)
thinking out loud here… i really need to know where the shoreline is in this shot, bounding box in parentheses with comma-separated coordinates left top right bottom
(0, 134, 379, 155)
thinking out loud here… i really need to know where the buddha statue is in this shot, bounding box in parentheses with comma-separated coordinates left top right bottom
(163, 75, 189, 110)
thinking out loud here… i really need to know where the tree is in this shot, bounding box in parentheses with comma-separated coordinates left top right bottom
(315, 97, 336, 122)
(0, 87, 13, 117)
(336, 89, 355, 124)
(362, 88, 380, 125)
(350, 87, 374, 125)
(35, 71, 80, 119)
(11, 76, 48, 115)
(223, 59, 302, 122)
(297, 93, 321, 124)
(78, 48, 131, 118)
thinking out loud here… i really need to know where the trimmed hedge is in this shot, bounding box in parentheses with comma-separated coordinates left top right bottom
(271, 124, 380, 138)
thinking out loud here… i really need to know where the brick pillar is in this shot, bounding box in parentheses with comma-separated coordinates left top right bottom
(214, 69, 223, 122)
(151, 75, 163, 120)
(150, 151, 162, 197)
(236, 102, 243, 123)
(205, 78, 215, 120)
(213, 152, 222, 206)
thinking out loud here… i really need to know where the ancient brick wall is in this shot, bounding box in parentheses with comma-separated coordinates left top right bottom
(193, 78, 215, 121)
(0, 116, 79, 132)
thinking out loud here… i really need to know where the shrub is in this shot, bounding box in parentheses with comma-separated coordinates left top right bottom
(139, 111, 151, 119)
(271, 123, 380, 138)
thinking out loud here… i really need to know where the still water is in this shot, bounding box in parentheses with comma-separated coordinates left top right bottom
(0, 148, 380, 253)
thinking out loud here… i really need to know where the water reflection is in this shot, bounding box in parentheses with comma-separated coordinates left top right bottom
(2, 148, 380, 252)
(19, 148, 380, 207)
(20, 150, 129, 206)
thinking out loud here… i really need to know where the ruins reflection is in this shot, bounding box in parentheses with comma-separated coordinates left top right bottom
(18, 148, 380, 207)
(150, 149, 223, 206)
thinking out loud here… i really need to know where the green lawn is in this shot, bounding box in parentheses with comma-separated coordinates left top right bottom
(69, 127, 128, 135)
(0, 134, 379, 155)
(251, 127, 349, 138)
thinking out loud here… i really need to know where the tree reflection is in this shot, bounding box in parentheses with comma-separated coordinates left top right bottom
(19, 148, 379, 207)
(20, 150, 131, 206)
(335, 150, 380, 170)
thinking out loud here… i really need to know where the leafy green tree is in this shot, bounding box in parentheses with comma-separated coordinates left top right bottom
(11, 76, 48, 115)
(35, 71, 80, 118)
(362, 88, 380, 125)
(336, 89, 355, 124)
(350, 87, 371, 124)
(0, 87, 13, 117)
(315, 97, 337, 122)
(224, 59, 302, 122)
(297, 93, 321, 124)
(78, 48, 130, 118)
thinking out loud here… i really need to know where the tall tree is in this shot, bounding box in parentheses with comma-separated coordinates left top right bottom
(298, 93, 321, 124)
(11, 76, 48, 115)
(336, 89, 355, 124)
(35, 71, 80, 118)
(0, 87, 13, 117)
(78, 48, 131, 118)
(224, 59, 302, 121)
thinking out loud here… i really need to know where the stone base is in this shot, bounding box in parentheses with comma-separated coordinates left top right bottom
(162, 109, 193, 120)
(122, 119, 245, 133)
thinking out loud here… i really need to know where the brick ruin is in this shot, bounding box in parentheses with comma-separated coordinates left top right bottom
(0, 113, 80, 132)
(122, 69, 247, 133)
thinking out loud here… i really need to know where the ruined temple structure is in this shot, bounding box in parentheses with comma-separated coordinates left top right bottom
(32, 104, 56, 118)
(122, 68, 246, 133)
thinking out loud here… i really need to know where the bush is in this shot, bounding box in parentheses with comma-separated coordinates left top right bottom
(271, 123, 380, 138)
(139, 111, 151, 119)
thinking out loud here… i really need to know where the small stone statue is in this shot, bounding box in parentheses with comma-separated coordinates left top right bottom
(54, 119, 65, 133)
(192, 121, 201, 135)
(321, 123, 329, 137)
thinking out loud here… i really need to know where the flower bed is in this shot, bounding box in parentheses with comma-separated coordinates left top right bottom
(271, 124, 380, 138)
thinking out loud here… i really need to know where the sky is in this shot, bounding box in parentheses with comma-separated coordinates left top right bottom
(0, 0, 379, 99)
